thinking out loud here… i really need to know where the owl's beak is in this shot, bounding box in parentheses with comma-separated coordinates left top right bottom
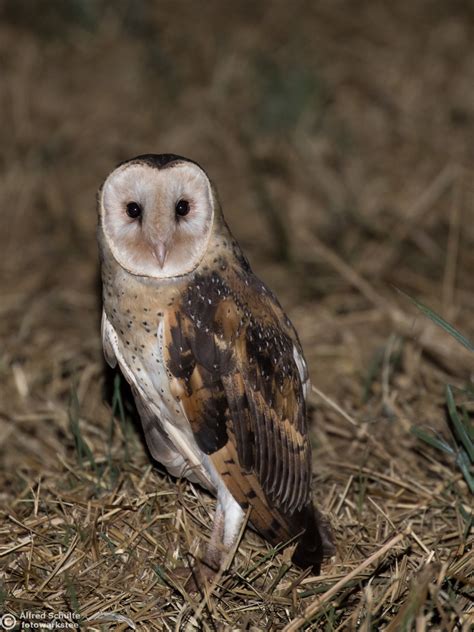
(154, 241, 169, 268)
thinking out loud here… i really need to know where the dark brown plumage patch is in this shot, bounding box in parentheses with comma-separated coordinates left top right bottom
(117, 153, 202, 172)
(193, 387, 229, 453)
(163, 265, 333, 572)
(166, 312, 195, 385)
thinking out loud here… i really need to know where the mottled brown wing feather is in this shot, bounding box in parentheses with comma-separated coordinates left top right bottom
(163, 271, 333, 569)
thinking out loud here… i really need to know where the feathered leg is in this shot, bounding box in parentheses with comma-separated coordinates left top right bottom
(188, 482, 245, 590)
(201, 501, 225, 572)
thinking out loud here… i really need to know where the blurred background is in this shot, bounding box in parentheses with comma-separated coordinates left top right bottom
(0, 1, 473, 629)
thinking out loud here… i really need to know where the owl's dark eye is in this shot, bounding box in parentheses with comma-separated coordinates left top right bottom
(175, 199, 190, 217)
(126, 201, 142, 219)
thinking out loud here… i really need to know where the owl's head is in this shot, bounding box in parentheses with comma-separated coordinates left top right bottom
(98, 154, 216, 278)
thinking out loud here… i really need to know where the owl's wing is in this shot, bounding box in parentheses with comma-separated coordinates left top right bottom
(163, 272, 332, 564)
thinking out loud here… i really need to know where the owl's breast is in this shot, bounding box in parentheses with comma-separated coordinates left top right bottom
(103, 293, 217, 493)
(101, 269, 174, 400)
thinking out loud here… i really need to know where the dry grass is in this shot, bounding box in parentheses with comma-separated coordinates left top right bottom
(0, 1, 473, 630)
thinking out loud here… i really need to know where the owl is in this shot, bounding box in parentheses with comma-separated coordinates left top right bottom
(97, 154, 334, 585)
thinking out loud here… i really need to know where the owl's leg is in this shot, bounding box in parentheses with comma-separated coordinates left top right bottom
(168, 508, 223, 589)
(202, 484, 245, 572)
(200, 501, 225, 571)
(221, 486, 246, 551)
(186, 483, 244, 591)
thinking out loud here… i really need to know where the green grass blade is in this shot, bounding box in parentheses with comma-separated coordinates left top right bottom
(446, 385, 474, 463)
(458, 503, 473, 535)
(111, 373, 130, 460)
(462, 406, 474, 441)
(68, 386, 97, 473)
(396, 289, 474, 352)
(455, 450, 474, 494)
(362, 346, 385, 403)
(411, 426, 455, 455)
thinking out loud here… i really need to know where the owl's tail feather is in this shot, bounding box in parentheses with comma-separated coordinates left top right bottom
(291, 503, 335, 575)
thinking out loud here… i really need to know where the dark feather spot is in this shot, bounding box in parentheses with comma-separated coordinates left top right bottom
(192, 388, 229, 453)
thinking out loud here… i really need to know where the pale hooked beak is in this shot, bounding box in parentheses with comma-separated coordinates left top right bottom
(154, 241, 169, 268)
